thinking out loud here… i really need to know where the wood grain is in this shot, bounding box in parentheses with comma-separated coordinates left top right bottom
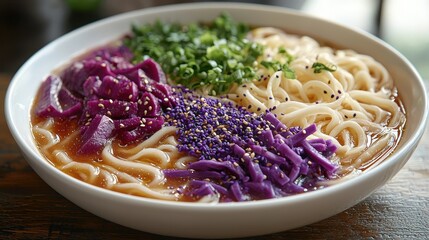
(1, 75, 428, 240)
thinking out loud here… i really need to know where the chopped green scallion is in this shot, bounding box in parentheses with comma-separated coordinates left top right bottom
(312, 62, 337, 73)
(124, 13, 264, 95)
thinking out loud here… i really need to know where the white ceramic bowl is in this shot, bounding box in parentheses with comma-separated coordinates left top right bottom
(5, 2, 428, 239)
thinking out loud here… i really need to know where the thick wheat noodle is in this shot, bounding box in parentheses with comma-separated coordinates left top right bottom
(111, 183, 177, 200)
(174, 156, 197, 169)
(93, 162, 139, 184)
(119, 126, 177, 155)
(60, 161, 99, 183)
(126, 148, 170, 167)
(102, 143, 165, 187)
(229, 27, 405, 174)
(33, 119, 59, 150)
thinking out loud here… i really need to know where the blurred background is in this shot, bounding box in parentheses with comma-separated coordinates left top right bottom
(1, 0, 428, 80)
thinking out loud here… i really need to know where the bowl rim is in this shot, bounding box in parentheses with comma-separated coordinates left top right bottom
(5, 1, 428, 210)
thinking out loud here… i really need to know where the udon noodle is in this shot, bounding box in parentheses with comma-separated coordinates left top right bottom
(33, 118, 194, 201)
(31, 25, 405, 202)
(230, 27, 405, 176)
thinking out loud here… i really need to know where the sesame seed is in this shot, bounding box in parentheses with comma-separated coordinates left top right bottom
(162, 86, 333, 201)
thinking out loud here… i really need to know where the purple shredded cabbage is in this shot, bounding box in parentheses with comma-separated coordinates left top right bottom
(34, 46, 175, 154)
(164, 89, 339, 202)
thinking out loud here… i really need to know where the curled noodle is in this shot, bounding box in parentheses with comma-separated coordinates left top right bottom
(34, 120, 195, 200)
(229, 27, 405, 176)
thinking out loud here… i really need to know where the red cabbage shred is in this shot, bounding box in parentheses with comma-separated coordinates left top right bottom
(34, 46, 175, 154)
(164, 88, 338, 202)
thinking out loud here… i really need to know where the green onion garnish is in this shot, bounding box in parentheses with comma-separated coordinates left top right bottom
(312, 62, 337, 73)
(124, 14, 264, 95)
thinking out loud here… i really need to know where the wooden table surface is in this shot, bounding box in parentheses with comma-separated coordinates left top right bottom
(1, 73, 428, 239)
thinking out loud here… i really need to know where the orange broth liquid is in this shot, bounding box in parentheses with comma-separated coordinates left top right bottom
(31, 108, 190, 199)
